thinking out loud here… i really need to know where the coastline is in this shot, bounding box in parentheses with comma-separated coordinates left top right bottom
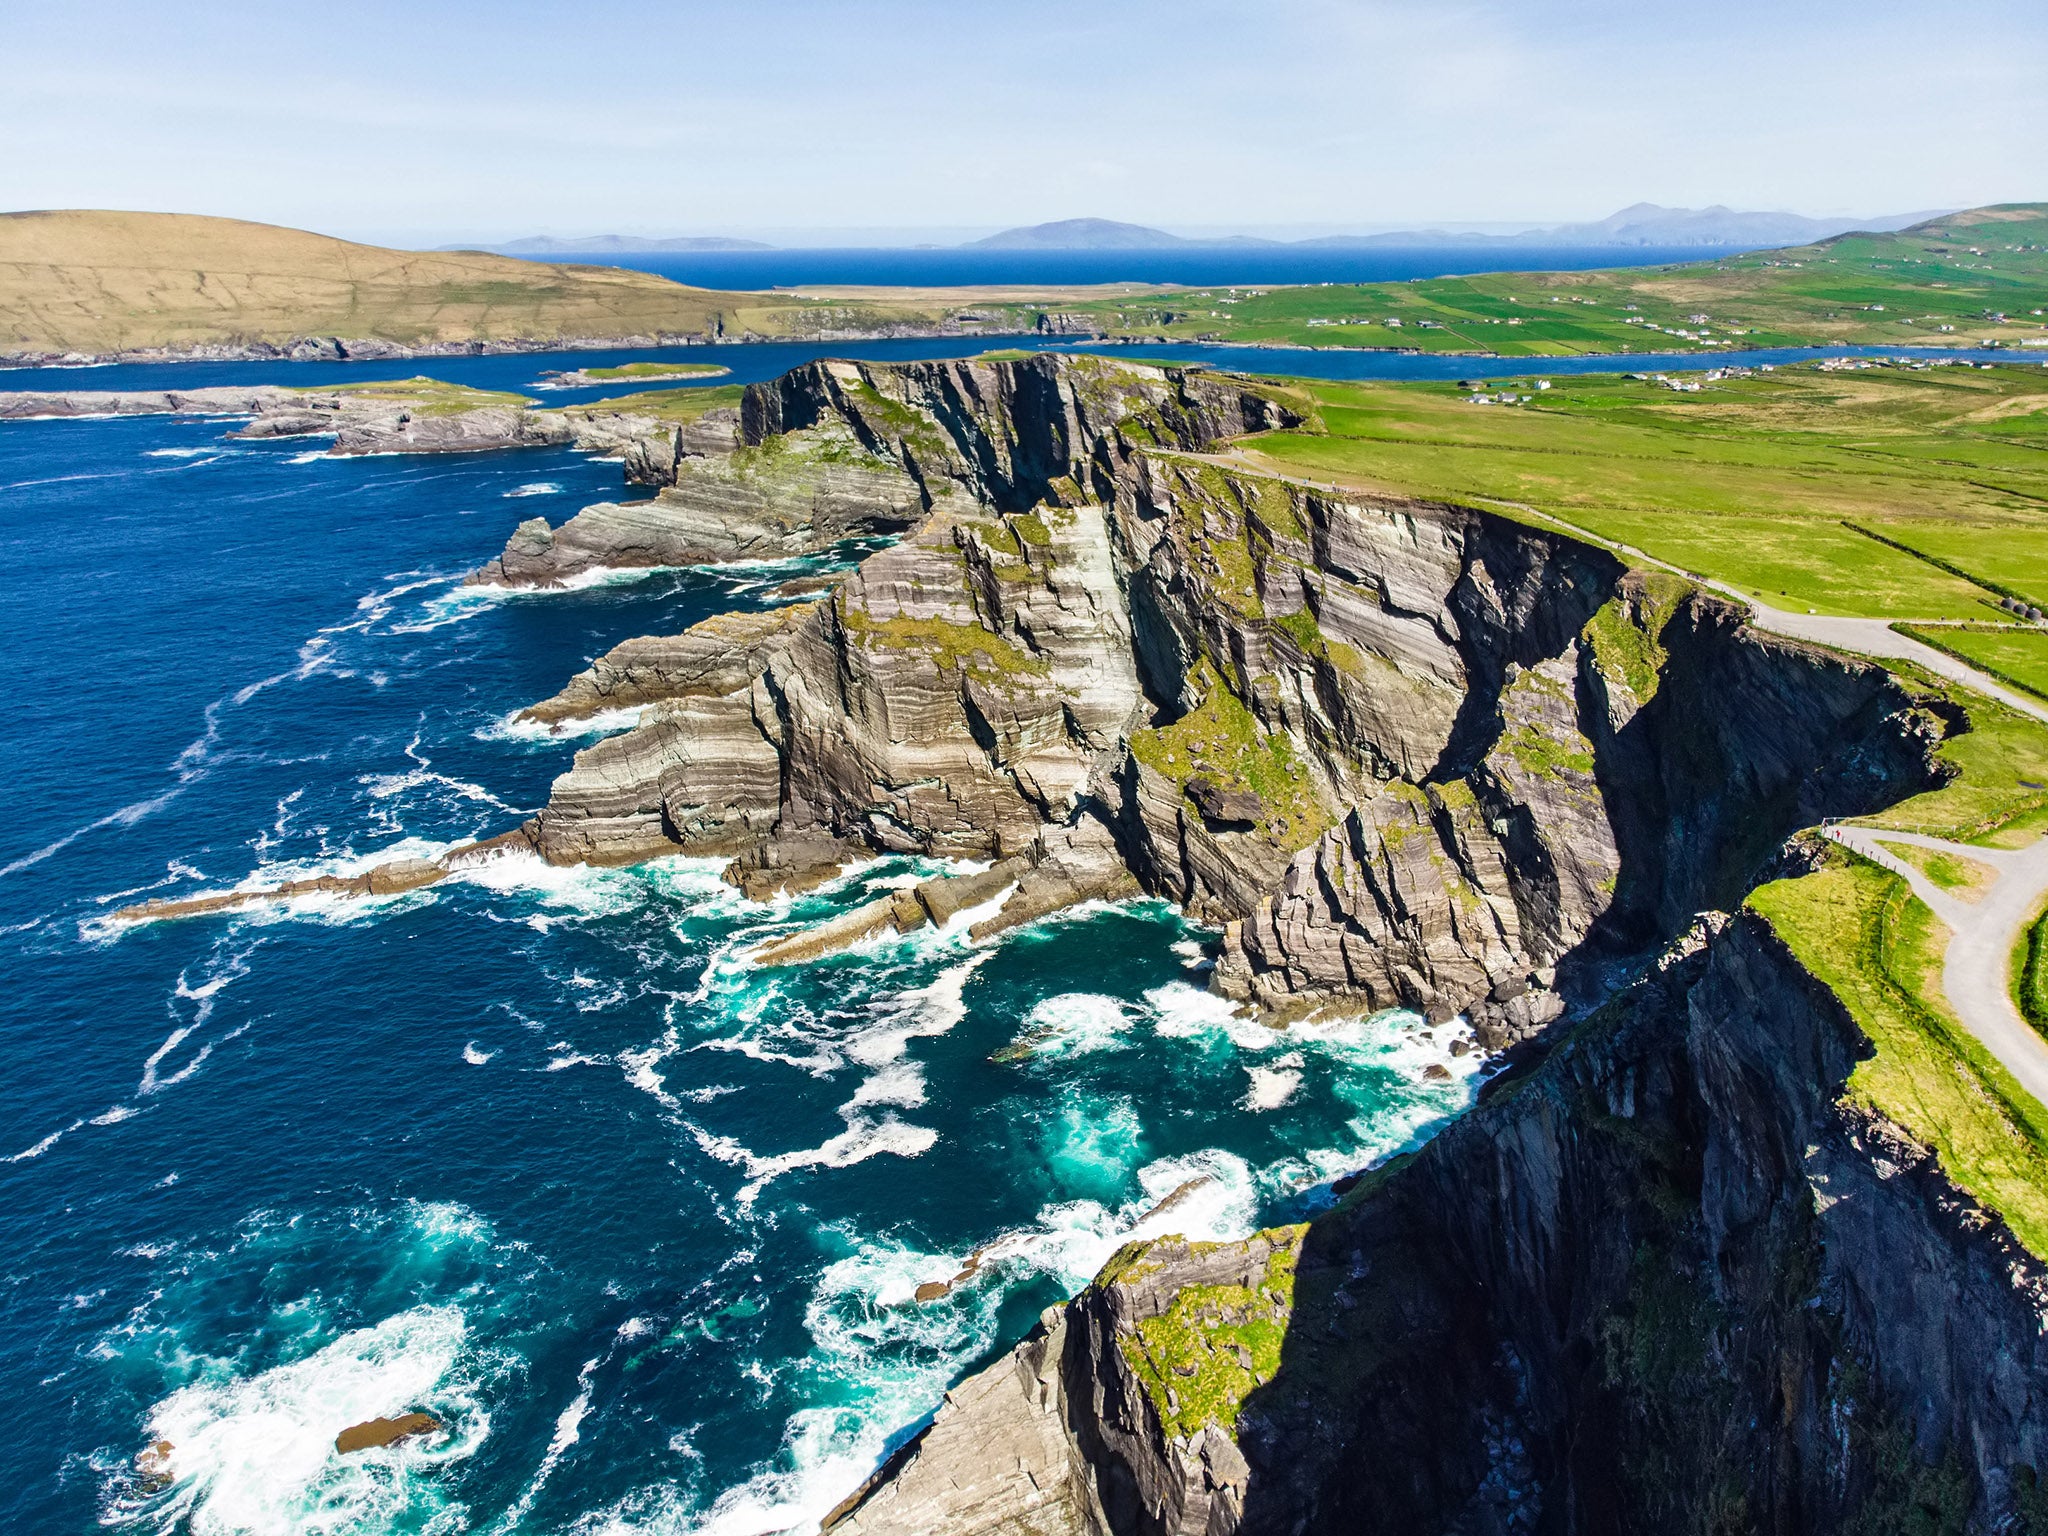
(12, 327, 2044, 374)
(0, 322, 1065, 371)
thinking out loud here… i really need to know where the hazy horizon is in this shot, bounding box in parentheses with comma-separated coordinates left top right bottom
(425, 205, 1953, 251)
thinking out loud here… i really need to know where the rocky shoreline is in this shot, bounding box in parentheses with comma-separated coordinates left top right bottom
(0, 381, 660, 457)
(107, 351, 2048, 1530)
(0, 317, 1097, 372)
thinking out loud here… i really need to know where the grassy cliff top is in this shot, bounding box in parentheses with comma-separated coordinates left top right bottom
(569, 360, 731, 381)
(0, 210, 969, 356)
(1230, 359, 2048, 620)
(1045, 204, 2048, 355)
(553, 383, 746, 424)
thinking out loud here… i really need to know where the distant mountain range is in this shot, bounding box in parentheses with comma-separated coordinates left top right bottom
(968, 205, 1948, 250)
(966, 218, 1220, 250)
(455, 205, 1951, 256)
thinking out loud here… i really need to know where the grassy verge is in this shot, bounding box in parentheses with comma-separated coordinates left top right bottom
(1859, 670, 2048, 846)
(1897, 624, 2048, 701)
(2018, 903, 2048, 1039)
(1891, 842, 1997, 898)
(1750, 857, 2048, 1257)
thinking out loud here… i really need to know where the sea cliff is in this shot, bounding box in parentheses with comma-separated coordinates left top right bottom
(113, 353, 2044, 1527)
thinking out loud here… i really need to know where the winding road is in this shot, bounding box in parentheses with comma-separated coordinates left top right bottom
(1825, 827, 2048, 1105)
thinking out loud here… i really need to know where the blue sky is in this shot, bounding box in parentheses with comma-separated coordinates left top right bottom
(3, 0, 2039, 244)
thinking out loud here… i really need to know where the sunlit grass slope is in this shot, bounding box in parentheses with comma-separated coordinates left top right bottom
(1059, 204, 2048, 356)
(1236, 360, 2048, 619)
(0, 210, 964, 355)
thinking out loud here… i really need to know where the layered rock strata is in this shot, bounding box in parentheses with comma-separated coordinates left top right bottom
(512, 353, 1932, 1043)
(109, 352, 2027, 1523)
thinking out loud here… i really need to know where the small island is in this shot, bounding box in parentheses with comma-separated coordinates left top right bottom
(538, 360, 732, 388)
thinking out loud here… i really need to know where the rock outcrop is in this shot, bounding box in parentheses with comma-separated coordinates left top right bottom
(467, 421, 926, 587)
(334, 1413, 442, 1454)
(0, 383, 585, 455)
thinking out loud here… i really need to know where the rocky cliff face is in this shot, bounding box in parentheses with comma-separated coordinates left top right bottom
(103, 351, 2033, 1522)
(480, 352, 2039, 1533)
(512, 352, 1930, 1043)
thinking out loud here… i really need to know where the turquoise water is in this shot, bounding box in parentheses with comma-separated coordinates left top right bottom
(0, 375, 1483, 1533)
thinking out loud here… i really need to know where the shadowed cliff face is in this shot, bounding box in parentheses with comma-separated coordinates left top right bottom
(1032, 910, 2048, 1536)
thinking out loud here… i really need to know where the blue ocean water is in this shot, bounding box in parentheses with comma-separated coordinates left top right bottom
(493, 244, 1770, 291)
(3, 337, 2027, 407)
(0, 369, 1492, 1534)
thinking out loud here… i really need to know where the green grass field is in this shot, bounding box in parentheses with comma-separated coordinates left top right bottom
(2017, 905, 2048, 1039)
(553, 384, 746, 424)
(1898, 624, 2048, 698)
(1228, 361, 2048, 620)
(1041, 205, 2048, 356)
(1161, 339, 2048, 1246)
(1752, 855, 2048, 1257)
(1751, 673, 2048, 1255)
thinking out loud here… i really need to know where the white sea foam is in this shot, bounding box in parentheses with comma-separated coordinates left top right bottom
(284, 449, 329, 465)
(458, 562, 674, 600)
(479, 704, 646, 743)
(1143, 979, 1275, 1049)
(843, 953, 989, 1071)
(145, 446, 213, 458)
(455, 849, 731, 925)
(497, 1354, 598, 1529)
(845, 1061, 928, 1110)
(461, 1042, 497, 1066)
(129, 1305, 486, 1536)
(6, 1118, 83, 1163)
(1011, 992, 1135, 1057)
(694, 1107, 938, 1208)
(504, 481, 564, 497)
(1242, 1064, 1303, 1110)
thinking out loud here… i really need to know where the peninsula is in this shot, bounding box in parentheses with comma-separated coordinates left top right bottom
(97, 347, 2048, 1529)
